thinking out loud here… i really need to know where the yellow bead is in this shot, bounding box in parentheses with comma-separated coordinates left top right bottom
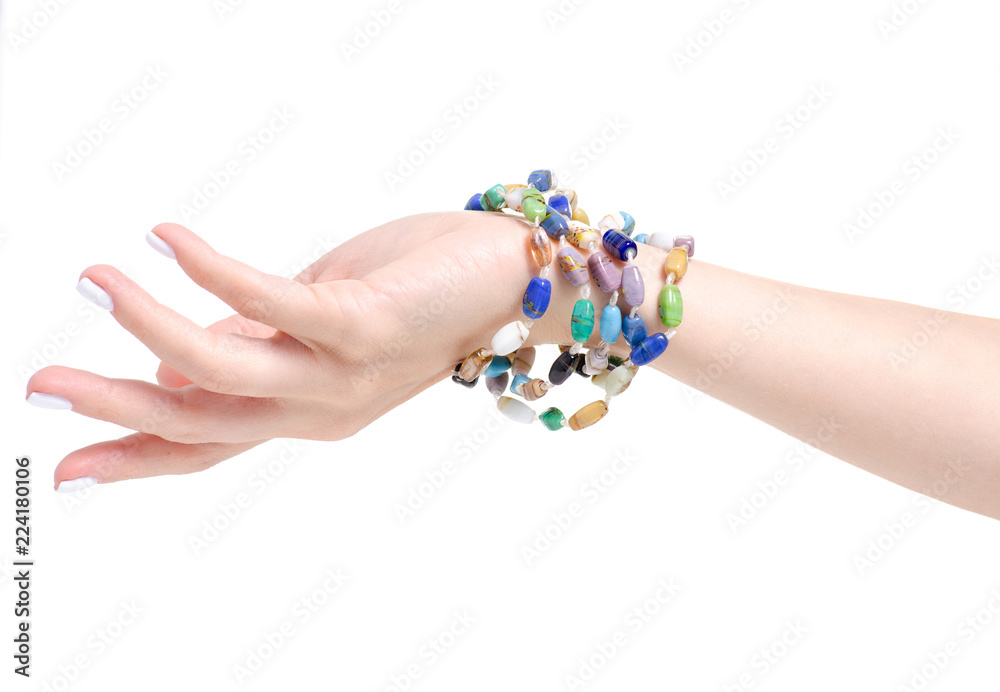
(568, 400, 609, 431)
(568, 223, 599, 250)
(664, 247, 688, 282)
(571, 207, 590, 225)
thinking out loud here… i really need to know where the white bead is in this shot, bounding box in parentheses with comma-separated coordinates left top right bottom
(598, 213, 623, 232)
(506, 187, 524, 213)
(646, 232, 675, 250)
(568, 219, 591, 233)
(491, 321, 530, 355)
(605, 365, 638, 397)
(497, 396, 536, 424)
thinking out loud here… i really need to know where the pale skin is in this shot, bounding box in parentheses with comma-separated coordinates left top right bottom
(26, 211, 1000, 519)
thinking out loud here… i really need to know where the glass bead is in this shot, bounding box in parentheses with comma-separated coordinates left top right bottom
(556, 247, 590, 287)
(505, 186, 525, 212)
(645, 233, 674, 250)
(591, 370, 612, 389)
(608, 354, 626, 368)
(619, 211, 635, 236)
(497, 396, 536, 424)
(602, 229, 638, 262)
(587, 252, 621, 293)
(520, 378, 549, 402)
(522, 277, 552, 320)
(527, 169, 553, 192)
(584, 347, 609, 375)
(570, 299, 595, 342)
(673, 235, 695, 258)
(482, 184, 507, 211)
(452, 373, 478, 388)
(598, 213, 623, 232)
(510, 372, 530, 394)
(521, 189, 546, 224)
(539, 407, 567, 430)
(600, 304, 622, 343)
(621, 264, 644, 306)
(486, 372, 508, 398)
(665, 247, 688, 282)
(548, 193, 571, 218)
(568, 222, 600, 250)
(529, 226, 552, 267)
(560, 189, 578, 211)
(491, 320, 530, 355)
(630, 332, 669, 366)
(458, 347, 493, 381)
(541, 206, 570, 239)
(604, 363, 638, 397)
(483, 355, 511, 377)
(568, 400, 609, 430)
(633, 233, 649, 244)
(571, 207, 590, 225)
(657, 284, 683, 327)
(464, 193, 484, 211)
(548, 350, 577, 385)
(512, 346, 536, 377)
(622, 312, 648, 348)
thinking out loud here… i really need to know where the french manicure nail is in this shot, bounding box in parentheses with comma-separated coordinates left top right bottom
(146, 231, 176, 259)
(56, 477, 98, 493)
(77, 277, 113, 311)
(27, 392, 73, 410)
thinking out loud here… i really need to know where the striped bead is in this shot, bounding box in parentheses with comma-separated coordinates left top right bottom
(571, 299, 595, 342)
(527, 169, 553, 192)
(522, 277, 552, 320)
(603, 229, 638, 262)
(556, 247, 590, 287)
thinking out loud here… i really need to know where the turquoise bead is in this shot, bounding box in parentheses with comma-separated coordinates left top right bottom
(483, 355, 511, 377)
(600, 304, 622, 343)
(633, 233, 649, 244)
(510, 372, 530, 394)
(570, 299, 595, 342)
(619, 211, 635, 236)
(622, 313, 647, 348)
(482, 184, 507, 211)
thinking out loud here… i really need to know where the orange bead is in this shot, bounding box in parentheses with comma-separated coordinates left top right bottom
(529, 226, 552, 267)
(664, 247, 688, 282)
(568, 400, 609, 431)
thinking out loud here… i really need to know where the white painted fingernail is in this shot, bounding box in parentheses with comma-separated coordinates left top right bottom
(27, 392, 73, 410)
(56, 477, 98, 493)
(146, 231, 176, 259)
(77, 277, 113, 311)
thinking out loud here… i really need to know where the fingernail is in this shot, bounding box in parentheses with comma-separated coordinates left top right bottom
(77, 277, 113, 311)
(146, 231, 176, 259)
(27, 392, 73, 410)
(56, 477, 98, 493)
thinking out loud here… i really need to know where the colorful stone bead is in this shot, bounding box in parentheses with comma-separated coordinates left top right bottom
(521, 189, 546, 224)
(548, 193, 571, 218)
(604, 363, 638, 397)
(527, 169, 553, 192)
(620, 264, 644, 306)
(602, 229, 638, 262)
(497, 396, 536, 424)
(529, 226, 552, 267)
(570, 299, 595, 342)
(522, 277, 552, 320)
(483, 355, 511, 377)
(548, 350, 577, 385)
(622, 312, 648, 348)
(539, 407, 567, 430)
(491, 320, 530, 355)
(568, 222, 600, 250)
(511, 346, 536, 377)
(458, 347, 493, 381)
(673, 235, 695, 258)
(556, 247, 590, 287)
(633, 233, 649, 244)
(486, 372, 508, 398)
(464, 194, 484, 211)
(510, 372, 530, 394)
(541, 206, 570, 239)
(482, 184, 507, 211)
(600, 304, 622, 343)
(584, 347, 609, 375)
(571, 207, 590, 225)
(568, 400, 609, 430)
(630, 332, 669, 366)
(587, 252, 621, 293)
(520, 378, 549, 402)
(665, 247, 688, 282)
(657, 284, 683, 327)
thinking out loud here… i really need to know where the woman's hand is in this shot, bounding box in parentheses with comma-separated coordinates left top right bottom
(27, 211, 554, 490)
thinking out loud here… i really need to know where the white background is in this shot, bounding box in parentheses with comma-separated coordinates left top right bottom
(3, 0, 1000, 690)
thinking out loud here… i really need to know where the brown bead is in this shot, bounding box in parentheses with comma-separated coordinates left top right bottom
(458, 348, 493, 381)
(529, 226, 552, 267)
(568, 400, 609, 430)
(520, 378, 549, 402)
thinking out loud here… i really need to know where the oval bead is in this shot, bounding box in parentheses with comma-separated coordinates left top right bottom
(548, 350, 577, 385)
(571, 206, 590, 225)
(540, 206, 570, 239)
(673, 235, 695, 258)
(520, 378, 549, 402)
(584, 347, 609, 375)
(556, 247, 590, 287)
(568, 222, 600, 250)
(483, 355, 511, 378)
(622, 313, 648, 348)
(665, 247, 688, 282)
(497, 396, 536, 424)
(510, 372, 530, 395)
(482, 184, 507, 211)
(548, 193, 571, 218)
(529, 226, 552, 267)
(600, 304, 622, 343)
(657, 284, 683, 328)
(522, 277, 552, 320)
(620, 264, 644, 306)
(491, 320, 530, 355)
(464, 193, 484, 211)
(568, 400, 609, 431)
(630, 332, 669, 366)
(485, 372, 508, 398)
(604, 363, 638, 397)
(527, 169, 553, 192)
(521, 189, 546, 224)
(570, 299, 595, 342)
(458, 347, 493, 381)
(603, 229, 638, 262)
(587, 252, 622, 293)
(539, 407, 567, 430)
(511, 346, 536, 377)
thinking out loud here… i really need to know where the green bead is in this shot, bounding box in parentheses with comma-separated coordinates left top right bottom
(482, 184, 507, 211)
(522, 195, 546, 224)
(608, 354, 625, 368)
(539, 407, 566, 430)
(658, 284, 683, 327)
(571, 299, 595, 342)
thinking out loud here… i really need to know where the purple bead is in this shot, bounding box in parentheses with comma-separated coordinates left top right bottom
(673, 235, 694, 258)
(620, 264, 644, 307)
(586, 251, 621, 293)
(556, 246, 590, 287)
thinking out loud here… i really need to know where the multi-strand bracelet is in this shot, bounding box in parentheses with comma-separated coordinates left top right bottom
(451, 168, 694, 431)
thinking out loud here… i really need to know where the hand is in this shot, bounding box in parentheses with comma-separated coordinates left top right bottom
(27, 211, 551, 490)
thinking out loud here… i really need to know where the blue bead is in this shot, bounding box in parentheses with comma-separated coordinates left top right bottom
(549, 194, 571, 218)
(629, 333, 669, 366)
(527, 169, 552, 192)
(622, 313, 648, 348)
(483, 355, 511, 377)
(540, 206, 569, 239)
(618, 211, 635, 236)
(633, 233, 649, 244)
(603, 229, 638, 262)
(522, 277, 552, 319)
(510, 373, 530, 394)
(464, 193, 484, 211)
(600, 304, 622, 343)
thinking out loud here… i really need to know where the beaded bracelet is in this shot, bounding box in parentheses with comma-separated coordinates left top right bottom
(452, 168, 694, 431)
